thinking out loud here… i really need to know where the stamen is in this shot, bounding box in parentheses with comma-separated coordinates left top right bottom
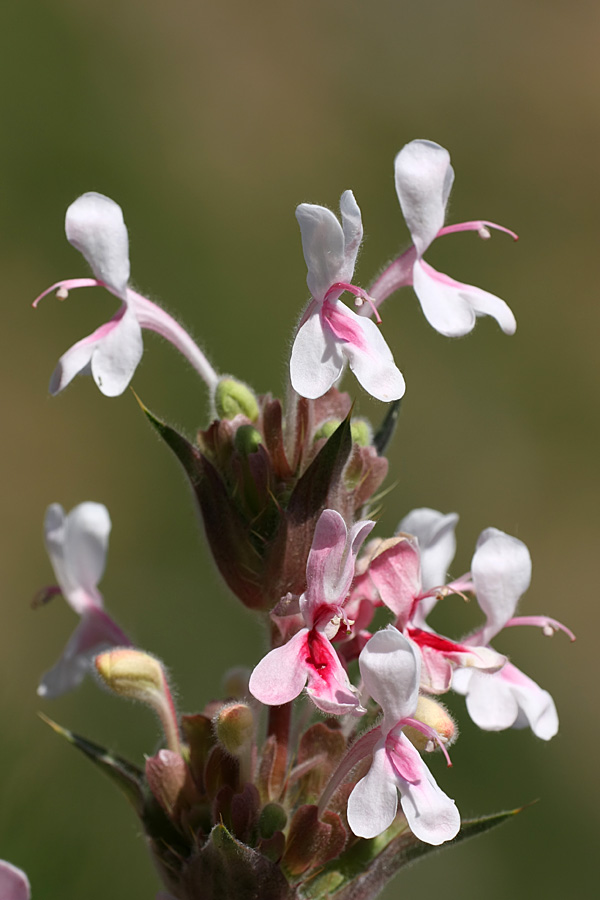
(324, 281, 383, 324)
(401, 717, 452, 767)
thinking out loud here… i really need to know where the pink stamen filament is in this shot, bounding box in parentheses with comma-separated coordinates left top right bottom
(401, 717, 452, 767)
(437, 220, 519, 242)
(325, 281, 382, 323)
(505, 615, 575, 642)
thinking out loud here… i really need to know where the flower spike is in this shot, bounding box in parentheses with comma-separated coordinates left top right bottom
(34, 192, 219, 396)
(369, 139, 517, 337)
(290, 191, 405, 402)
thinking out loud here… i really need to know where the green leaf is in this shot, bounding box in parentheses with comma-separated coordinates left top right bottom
(135, 394, 203, 484)
(182, 823, 293, 900)
(373, 399, 402, 456)
(39, 714, 190, 856)
(264, 413, 353, 600)
(39, 713, 145, 815)
(301, 808, 523, 900)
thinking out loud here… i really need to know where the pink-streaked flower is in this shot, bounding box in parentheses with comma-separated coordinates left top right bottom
(249, 509, 375, 715)
(0, 861, 30, 900)
(37, 502, 131, 698)
(452, 527, 575, 739)
(33, 192, 218, 396)
(290, 191, 405, 402)
(369, 140, 518, 337)
(351, 523, 503, 693)
(346, 627, 460, 844)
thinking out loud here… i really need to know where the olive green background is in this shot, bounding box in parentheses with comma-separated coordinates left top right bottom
(0, 1, 597, 897)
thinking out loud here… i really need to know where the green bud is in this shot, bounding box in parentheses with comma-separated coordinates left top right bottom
(214, 702, 254, 755)
(350, 418, 372, 447)
(258, 802, 288, 839)
(313, 419, 341, 442)
(215, 378, 259, 422)
(234, 424, 263, 455)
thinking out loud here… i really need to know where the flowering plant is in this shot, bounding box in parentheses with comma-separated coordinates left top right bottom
(12, 139, 573, 899)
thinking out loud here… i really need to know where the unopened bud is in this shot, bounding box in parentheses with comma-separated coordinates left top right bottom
(314, 419, 341, 442)
(234, 424, 263, 455)
(145, 749, 192, 819)
(215, 377, 259, 422)
(350, 419, 372, 447)
(214, 702, 254, 756)
(258, 802, 287, 839)
(95, 649, 181, 754)
(96, 647, 163, 699)
(404, 696, 456, 752)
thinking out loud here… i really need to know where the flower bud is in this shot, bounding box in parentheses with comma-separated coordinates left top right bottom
(214, 377, 259, 422)
(349, 419, 372, 447)
(96, 647, 164, 700)
(233, 424, 263, 456)
(315, 417, 371, 447)
(314, 419, 341, 442)
(258, 802, 287, 839)
(404, 696, 457, 751)
(214, 702, 254, 756)
(95, 648, 181, 754)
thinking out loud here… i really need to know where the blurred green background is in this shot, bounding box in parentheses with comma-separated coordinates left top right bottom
(0, 1, 597, 897)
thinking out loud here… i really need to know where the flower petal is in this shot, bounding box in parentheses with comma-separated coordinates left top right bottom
(89, 304, 144, 396)
(37, 606, 129, 699)
(394, 140, 454, 256)
(0, 861, 30, 900)
(329, 301, 405, 402)
(347, 741, 399, 838)
(413, 260, 476, 337)
(44, 502, 110, 615)
(359, 626, 420, 731)
(339, 189, 363, 276)
(392, 734, 460, 845)
(415, 260, 515, 337)
(305, 631, 364, 716)
(398, 508, 459, 593)
(454, 663, 558, 740)
(296, 202, 347, 302)
(366, 536, 421, 626)
(471, 528, 532, 644)
(248, 629, 310, 705)
(49, 333, 96, 395)
(302, 510, 374, 620)
(65, 192, 130, 298)
(290, 306, 345, 399)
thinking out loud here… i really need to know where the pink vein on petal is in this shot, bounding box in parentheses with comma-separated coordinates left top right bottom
(321, 301, 368, 351)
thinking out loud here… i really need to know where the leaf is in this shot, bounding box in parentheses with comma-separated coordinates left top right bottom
(373, 399, 402, 456)
(39, 713, 145, 815)
(39, 714, 190, 856)
(264, 414, 353, 599)
(138, 397, 271, 610)
(136, 394, 203, 483)
(301, 807, 523, 900)
(181, 823, 294, 900)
